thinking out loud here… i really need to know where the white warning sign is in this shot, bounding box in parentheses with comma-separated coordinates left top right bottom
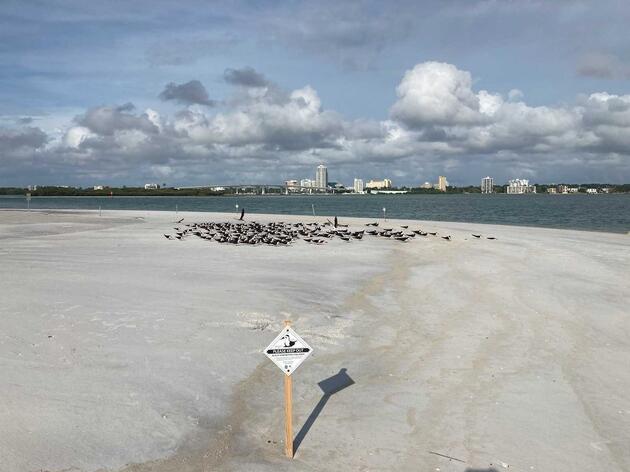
(264, 326, 313, 376)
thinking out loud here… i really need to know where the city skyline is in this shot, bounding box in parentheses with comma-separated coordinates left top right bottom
(2, 1, 630, 187)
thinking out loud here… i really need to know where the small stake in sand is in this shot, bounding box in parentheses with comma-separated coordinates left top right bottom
(26, 192, 31, 211)
(264, 320, 313, 458)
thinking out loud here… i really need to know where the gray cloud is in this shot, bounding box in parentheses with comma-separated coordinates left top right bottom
(159, 80, 216, 106)
(223, 67, 270, 88)
(17, 117, 34, 124)
(577, 52, 630, 80)
(0, 126, 48, 151)
(76, 104, 159, 136)
(258, 0, 417, 70)
(116, 102, 136, 112)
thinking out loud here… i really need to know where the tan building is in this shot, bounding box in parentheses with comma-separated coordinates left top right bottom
(284, 180, 299, 192)
(436, 176, 448, 192)
(365, 179, 392, 190)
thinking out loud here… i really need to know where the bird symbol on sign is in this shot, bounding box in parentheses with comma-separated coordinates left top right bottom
(281, 333, 296, 347)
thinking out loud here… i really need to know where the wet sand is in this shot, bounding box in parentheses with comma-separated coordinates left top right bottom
(1, 209, 629, 472)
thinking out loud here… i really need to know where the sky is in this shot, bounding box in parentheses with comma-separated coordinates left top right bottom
(2, 0, 630, 187)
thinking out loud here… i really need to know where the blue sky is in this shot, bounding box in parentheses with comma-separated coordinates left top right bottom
(2, 0, 630, 186)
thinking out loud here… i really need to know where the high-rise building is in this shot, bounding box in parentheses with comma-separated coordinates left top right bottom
(315, 165, 328, 189)
(481, 176, 493, 194)
(353, 178, 364, 193)
(436, 176, 448, 192)
(507, 179, 536, 194)
(365, 179, 392, 190)
(284, 179, 299, 192)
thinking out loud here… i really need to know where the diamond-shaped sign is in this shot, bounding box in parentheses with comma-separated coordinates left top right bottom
(264, 326, 313, 375)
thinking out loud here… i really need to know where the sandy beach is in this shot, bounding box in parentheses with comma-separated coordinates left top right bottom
(1, 209, 629, 472)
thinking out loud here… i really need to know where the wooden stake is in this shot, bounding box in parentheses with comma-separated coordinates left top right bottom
(284, 320, 293, 458)
(284, 372, 293, 458)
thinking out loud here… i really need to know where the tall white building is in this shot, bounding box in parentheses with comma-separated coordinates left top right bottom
(315, 165, 328, 189)
(507, 179, 536, 194)
(353, 178, 364, 193)
(481, 176, 493, 194)
(435, 175, 448, 192)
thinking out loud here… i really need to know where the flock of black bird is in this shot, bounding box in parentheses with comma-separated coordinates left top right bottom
(163, 218, 497, 246)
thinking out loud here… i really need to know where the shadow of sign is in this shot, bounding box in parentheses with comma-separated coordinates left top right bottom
(293, 368, 355, 454)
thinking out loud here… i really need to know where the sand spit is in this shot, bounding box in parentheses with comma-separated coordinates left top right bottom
(0, 209, 629, 472)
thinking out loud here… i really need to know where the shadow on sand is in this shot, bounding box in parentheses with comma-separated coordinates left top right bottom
(293, 368, 354, 454)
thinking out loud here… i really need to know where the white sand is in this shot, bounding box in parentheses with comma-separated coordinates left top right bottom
(0, 209, 629, 472)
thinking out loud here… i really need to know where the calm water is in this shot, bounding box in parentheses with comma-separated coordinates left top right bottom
(1, 194, 629, 233)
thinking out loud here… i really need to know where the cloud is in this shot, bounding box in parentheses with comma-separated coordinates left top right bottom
(577, 52, 630, 80)
(146, 36, 239, 66)
(158, 80, 216, 106)
(5, 61, 630, 186)
(0, 126, 48, 151)
(257, 0, 418, 69)
(75, 104, 159, 136)
(176, 85, 344, 151)
(388, 62, 585, 155)
(390, 62, 491, 127)
(223, 67, 271, 88)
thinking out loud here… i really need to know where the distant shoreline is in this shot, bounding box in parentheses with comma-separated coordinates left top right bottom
(2, 207, 629, 236)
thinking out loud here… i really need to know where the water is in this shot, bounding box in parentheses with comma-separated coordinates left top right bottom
(1, 194, 629, 233)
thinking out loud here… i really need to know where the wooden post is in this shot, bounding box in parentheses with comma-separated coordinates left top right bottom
(284, 320, 293, 458)
(284, 372, 293, 458)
